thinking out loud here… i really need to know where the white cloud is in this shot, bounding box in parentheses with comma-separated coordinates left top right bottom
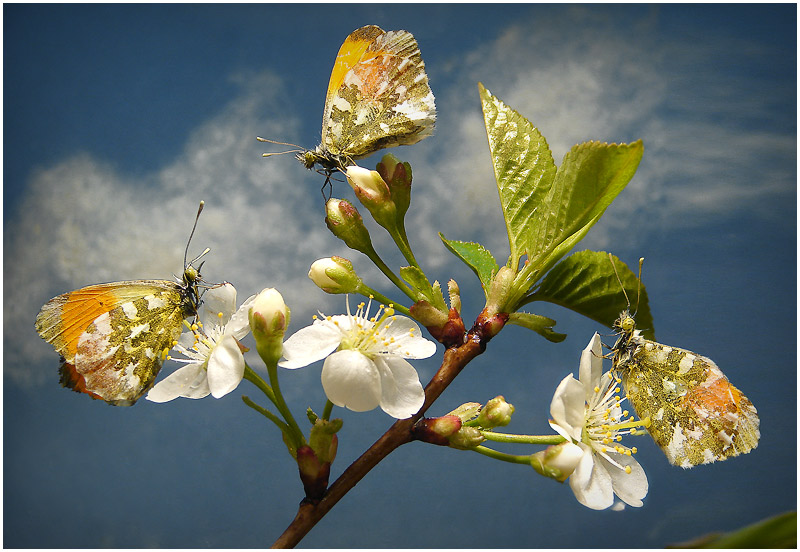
(8, 71, 343, 384)
(408, 7, 794, 254)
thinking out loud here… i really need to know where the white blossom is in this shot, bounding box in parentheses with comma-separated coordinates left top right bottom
(279, 297, 436, 419)
(549, 333, 648, 510)
(147, 283, 254, 403)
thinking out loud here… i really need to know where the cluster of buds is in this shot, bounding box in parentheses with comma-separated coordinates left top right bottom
(414, 396, 515, 449)
(322, 154, 413, 256)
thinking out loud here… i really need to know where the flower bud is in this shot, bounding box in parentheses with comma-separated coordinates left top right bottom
(530, 442, 584, 482)
(409, 299, 449, 329)
(448, 426, 485, 450)
(296, 445, 331, 501)
(475, 396, 515, 428)
(309, 417, 342, 464)
(308, 257, 362, 294)
(345, 166, 397, 231)
(249, 288, 290, 366)
(325, 198, 374, 254)
(346, 165, 392, 204)
(376, 154, 413, 220)
(413, 415, 462, 446)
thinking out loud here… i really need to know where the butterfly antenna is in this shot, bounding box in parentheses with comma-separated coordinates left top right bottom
(257, 137, 304, 157)
(184, 201, 205, 269)
(635, 257, 645, 316)
(609, 253, 631, 311)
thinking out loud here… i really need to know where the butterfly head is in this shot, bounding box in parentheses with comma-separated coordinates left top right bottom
(614, 310, 637, 334)
(297, 150, 319, 170)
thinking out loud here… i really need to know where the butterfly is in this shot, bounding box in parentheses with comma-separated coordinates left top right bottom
(608, 256, 760, 468)
(260, 25, 436, 181)
(34, 204, 209, 406)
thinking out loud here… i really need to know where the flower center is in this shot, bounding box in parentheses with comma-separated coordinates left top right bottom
(338, 298, 398, 358)
(583, 371, 650, 473)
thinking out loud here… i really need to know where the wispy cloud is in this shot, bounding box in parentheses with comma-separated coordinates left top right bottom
(411, 6, 794, 253)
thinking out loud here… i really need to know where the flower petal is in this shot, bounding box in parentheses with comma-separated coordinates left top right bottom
(207, 335, 245, 398)
(226, 293, 256, 340)
(380, 316, 437, 359)
(146, 363, 210, 402)
(200, 283, 237, 327)
(569, 445, 614, 510)
(602, 452, 648, 507)
(279, 320, 343, 369)
(321, 349, 381, 412)
(579, 332, 604, 399)
(549, 374, 585, 442)
(375, 357, 424, 419)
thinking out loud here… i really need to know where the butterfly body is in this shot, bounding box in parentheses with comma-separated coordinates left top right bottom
(35, 268, 201, 406)
(298, 25, 436, 176)
(611, 310, 759, 468)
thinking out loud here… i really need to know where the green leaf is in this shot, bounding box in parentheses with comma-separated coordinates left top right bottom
(668, 510, 796, 549)
(479, 83, 643, 283)
(440, 234, 499, 292)
(525, 140, 644, 273)
(507, 312, 566, 342)
(399, 265, 447, 311)
(479, 82, 556, 268)
(527, 250, 655, 340)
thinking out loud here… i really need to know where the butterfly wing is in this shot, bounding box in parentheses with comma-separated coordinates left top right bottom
(36, 280, 194, 405)
(619, 339, 760, 468)
(319, 25, 436, 160)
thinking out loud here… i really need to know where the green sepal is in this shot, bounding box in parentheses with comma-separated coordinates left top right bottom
(440, 234, 499, 293)
(507, 311, 566, 343)
(525, 250, 655, 340)
(399, 265, 447, 311)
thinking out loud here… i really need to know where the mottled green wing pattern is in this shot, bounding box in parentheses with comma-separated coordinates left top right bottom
(65, 287, 193, 405)
(616, 336, 759, 468)
(320, 26, 436, 160)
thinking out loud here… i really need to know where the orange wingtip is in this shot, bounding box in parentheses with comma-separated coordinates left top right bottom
(326, 25, 384, 100)
(59, 361, 104, 401)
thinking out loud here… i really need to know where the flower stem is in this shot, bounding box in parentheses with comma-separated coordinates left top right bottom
(389, 222, 419, 270)
(241, 395, 291, 434)
(243, 364, 276, 403)
(471, 445, 533, 465)
(361, 243, 418, 303)
(244, 363, 305, 450)
(265, 362, 306, 450)
(480, 430, 566, 445)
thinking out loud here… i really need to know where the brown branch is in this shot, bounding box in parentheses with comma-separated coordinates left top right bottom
(271, 332, 485, 548)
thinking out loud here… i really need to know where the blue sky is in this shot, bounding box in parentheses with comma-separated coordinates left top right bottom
(4, 4, 796, 548)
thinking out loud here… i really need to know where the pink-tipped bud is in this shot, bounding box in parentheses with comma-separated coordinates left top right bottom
(325, 198, 374, 254)
(345, 166, 398, 231)
(414, 415, 463, 446)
